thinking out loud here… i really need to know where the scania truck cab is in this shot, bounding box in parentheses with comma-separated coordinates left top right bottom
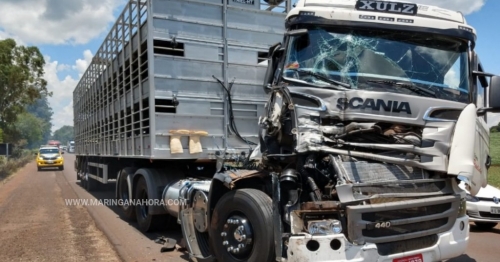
(253, 0, 500, 261)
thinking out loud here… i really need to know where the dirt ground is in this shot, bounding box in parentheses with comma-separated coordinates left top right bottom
(1, 159, 500, 262)
(0, 162, 121, 262)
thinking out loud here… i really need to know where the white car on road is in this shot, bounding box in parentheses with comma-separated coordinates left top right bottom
(461, 182, 500, 229)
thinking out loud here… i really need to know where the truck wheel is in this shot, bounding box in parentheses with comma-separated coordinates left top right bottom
(134, 176, 168, 232)
(474, 222, 498, 230)
(117, 168, 136, 221)
(209, 189, 274, 262)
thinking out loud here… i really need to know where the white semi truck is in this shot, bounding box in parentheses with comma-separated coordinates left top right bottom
(67, 140, 75, 153)
(73, 0, 500, 261)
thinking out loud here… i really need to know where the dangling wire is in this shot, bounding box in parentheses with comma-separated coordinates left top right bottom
(212, 75, 257, 146)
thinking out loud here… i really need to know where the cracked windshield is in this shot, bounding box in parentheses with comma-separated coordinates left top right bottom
(283, 27, 470, 103)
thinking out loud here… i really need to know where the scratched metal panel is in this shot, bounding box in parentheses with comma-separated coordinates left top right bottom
(151, 0, 223, 41)
(151, 0, 285, 45)
(153, 56, 269, 99)
(183, 42, 221, 61)
(154, 56, 223, 80)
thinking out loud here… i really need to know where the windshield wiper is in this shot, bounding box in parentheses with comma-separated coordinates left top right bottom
(367, 80, 437, 98)
(288, 68, 351, 89)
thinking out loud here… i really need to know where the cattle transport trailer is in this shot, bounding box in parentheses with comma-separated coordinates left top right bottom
(73, 0, 290, 231)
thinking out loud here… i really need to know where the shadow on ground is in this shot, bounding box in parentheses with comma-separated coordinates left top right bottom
(76, 180, 190, 261)
(447, 255, 476, 262)
(470, 224, 500, 234)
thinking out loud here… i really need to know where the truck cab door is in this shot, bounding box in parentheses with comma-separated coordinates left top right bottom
(448, 104, 488, 196)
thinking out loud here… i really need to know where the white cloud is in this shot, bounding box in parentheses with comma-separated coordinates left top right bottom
(0, 0, 122, 45)
(43, 50, 95, 132)
(0, 30, 25, 45)
(487, 113, 500, 128)
(405, 0, 485, 15)
(444, 68, 459, 88)
(73, 50, 94, 78)
(53, 101, 75, 132)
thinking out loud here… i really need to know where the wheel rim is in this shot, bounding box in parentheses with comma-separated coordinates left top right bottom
(220, 213, 254, 260)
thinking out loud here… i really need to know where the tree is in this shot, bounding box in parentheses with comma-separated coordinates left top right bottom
(0, 38, 51, 139)
(52, 126, 74, 145)
(26, 95, 53, 143)
(13, 112, 44, 148)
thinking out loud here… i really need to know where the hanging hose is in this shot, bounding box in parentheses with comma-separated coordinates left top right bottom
(212, 75, 257, 146)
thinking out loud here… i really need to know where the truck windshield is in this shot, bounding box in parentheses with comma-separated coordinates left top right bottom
(282, 27, 470, 103)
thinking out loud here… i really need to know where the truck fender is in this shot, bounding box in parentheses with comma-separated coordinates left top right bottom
(132, 168, 171, 215)
(207, 178, 229, 233)
(207, 170, 269, 230)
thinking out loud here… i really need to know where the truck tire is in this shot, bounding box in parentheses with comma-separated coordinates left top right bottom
(209, 189, 275, 262)
(134, 176, 169, 232)
(117, 168, 136, 221)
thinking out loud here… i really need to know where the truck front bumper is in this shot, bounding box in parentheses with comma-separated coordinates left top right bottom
(286, 215, 469, 262)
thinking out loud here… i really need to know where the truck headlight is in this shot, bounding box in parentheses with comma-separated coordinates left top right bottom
(307, 219, 342, 235)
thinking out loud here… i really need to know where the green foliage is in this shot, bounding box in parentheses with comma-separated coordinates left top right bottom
(13, 112, 44, 149)
(26, 95, 53, 143)
(490, 132, 500, 166)
(0, 128, 3, 143)
(489, 132, 500, 188)
(489, 166, 500, 189)
(0, 38, 51, 137)
(52, 125, 74, 145)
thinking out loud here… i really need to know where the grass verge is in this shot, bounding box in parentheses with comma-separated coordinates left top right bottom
(489, 133, 500, 188)
(0, 152, 35, 182)
(488, 166, 500, 189)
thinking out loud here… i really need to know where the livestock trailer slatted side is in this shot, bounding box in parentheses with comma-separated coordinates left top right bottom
(74, 0, 150, 157)
(73, 0, 289, 159)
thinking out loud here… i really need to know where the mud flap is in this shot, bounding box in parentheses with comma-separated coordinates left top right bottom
(180, 208, 215, 262)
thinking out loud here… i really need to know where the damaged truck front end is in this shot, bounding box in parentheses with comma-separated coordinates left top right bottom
(254, 3, 500, 261)
(259, 84, 470, 261)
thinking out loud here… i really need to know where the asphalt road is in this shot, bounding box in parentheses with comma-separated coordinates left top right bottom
(0, 154, 499, 262)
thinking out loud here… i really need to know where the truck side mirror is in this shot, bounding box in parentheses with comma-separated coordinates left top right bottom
(488, 75, 500, 111)
(263, 42, 283, 92)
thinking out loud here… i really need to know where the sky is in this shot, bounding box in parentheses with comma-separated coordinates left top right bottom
(0, 0, 499, 133)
